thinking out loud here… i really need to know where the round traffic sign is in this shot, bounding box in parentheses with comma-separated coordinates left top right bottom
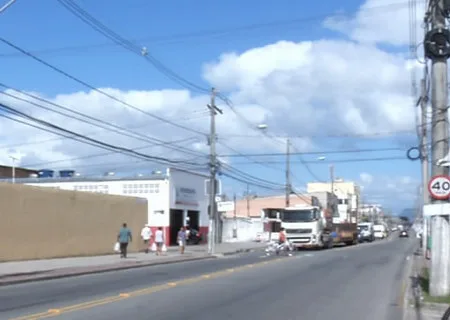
(428, 175, 450, 200)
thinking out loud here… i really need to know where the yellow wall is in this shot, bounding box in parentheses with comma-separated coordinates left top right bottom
(0, 183, 147, 261)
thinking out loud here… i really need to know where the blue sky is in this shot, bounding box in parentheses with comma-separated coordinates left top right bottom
(0, 0, 421, 213)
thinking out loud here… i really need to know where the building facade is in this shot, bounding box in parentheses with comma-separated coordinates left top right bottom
(307, 180, 361, 223)
(223, 194, 314, 219)
(14, 168, 209, 246)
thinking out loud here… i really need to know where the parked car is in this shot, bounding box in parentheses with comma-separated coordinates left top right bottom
(186, 228, 202, 245)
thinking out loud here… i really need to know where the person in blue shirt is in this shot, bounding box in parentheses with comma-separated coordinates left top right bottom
(117, 223, 132, 258)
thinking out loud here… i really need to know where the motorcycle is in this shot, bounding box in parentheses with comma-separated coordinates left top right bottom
(265, 240, 293, 256)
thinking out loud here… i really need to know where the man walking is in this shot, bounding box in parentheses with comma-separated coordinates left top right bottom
(141, 224, 152, 253)
(177, 226, 186, 254)
(118, 223, 132, 258)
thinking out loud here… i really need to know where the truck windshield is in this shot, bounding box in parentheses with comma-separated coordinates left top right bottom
(283, 210, 313, 222)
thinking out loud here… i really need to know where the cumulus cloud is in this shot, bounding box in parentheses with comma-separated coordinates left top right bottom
(359, 173, 419, 209)
(0, 0, 419, 195)
(324, 0, 425, 47)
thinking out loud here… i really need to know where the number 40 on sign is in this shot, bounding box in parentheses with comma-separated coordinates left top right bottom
(428, 175, 450, 200)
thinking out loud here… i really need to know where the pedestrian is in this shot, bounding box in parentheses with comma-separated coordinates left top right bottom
(177, 227, 186, 254)
(117, 223, 132, 258)
(154, 227, 164, 256)
(140, 224, 152, 253)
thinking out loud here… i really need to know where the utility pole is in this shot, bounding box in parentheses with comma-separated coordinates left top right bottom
(420, 79, 430, 254)
(233, 193, 237, 238)
(9, 155, 17, 184)
(246, 184, 250, 216)
(426, 0, 450, 296)
(207, 88, 222, 255)
(285, 138, 291, 207)
(330, 164, 335, 196)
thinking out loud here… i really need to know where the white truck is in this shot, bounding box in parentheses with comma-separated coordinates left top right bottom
(282, 204, 333, 249)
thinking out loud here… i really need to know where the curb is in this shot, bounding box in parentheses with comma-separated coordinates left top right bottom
(221, 247, 262, 256)
(0, 247, 263, 287)
(0, 255, 216, 287)
(401, 254, 414, 320)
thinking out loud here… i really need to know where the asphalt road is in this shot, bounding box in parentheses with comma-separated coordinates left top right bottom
(1, 235, 417, 320)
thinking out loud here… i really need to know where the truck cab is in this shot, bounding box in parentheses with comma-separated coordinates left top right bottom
(282, 205, 333, 249)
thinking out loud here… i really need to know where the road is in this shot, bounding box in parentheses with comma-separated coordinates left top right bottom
(1, 235, 417, 320)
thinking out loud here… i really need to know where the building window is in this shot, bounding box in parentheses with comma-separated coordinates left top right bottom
(122, 183, 159, 195)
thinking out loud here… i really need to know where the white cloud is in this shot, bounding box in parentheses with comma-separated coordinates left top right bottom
(360, 173, 419, 207)
(0, 0, 419, 201)
(359, 172, 373, 185)
(324, 0, 425, 47)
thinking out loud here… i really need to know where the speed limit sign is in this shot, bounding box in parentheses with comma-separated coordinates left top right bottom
(428, 175, 450, 200)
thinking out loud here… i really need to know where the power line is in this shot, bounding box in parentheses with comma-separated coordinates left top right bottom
(219, 147, 405, 157)
(0, 101, 204, 167)
(230, 156, 407, 164)
(0, 37, 208, 135)
(0, 1, 416, 58)
(56, 0, 209, 94)
(22, 136, 203, 168)
(0, 83, 206, 157)
(224, 130, 417, 139)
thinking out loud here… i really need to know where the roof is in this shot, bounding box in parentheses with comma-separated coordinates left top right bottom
(0, 175, 168, 184)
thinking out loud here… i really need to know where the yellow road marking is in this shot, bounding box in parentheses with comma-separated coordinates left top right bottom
(9, 257, 285, 320)
(47, 309, 60, 314)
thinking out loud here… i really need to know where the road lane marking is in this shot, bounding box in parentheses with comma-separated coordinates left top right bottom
(9, 257, 287, 320)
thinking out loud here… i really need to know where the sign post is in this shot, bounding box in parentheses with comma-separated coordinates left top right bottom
(428, 175, 450, 200)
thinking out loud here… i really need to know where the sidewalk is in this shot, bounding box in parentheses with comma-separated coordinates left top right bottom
(0, 241, 266, 286)
(403, 249, 449, 320)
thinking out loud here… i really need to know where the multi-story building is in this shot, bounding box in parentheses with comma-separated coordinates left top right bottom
(307, 180, 361, 223)
(9, 167, 209, 246)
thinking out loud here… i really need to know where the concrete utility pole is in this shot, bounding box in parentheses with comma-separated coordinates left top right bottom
(420, 79, 430, 253)
(207, 88, 222, 255)
(285, 138, 291, 207)
(233, 193, 237, 238)
(9, 155, 17, 184)
(426, 0, 450, 296)
(330, 164, 335, 196)
(246, 184, 250, 216)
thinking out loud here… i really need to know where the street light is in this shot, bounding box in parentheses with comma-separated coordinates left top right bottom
(9, 155, 18, 184)
(256, 123, 291, 207)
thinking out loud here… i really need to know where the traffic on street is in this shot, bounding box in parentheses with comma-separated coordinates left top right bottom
(1, 234, 416, 320)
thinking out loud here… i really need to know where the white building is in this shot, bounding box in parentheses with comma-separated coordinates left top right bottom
(14, 168, 209, 246)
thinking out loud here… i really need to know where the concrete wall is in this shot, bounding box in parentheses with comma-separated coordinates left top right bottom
(0, 183, 147, 261)
(221, 217, 264, 242)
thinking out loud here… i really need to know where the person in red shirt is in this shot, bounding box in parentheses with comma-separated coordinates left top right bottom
(279, 227, 287, 244)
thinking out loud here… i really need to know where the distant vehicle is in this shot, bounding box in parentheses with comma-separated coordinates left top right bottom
(391, 226, 398, 232)
(373, 224, 387, 239)
(186, 228, 202, 245)
(399, 230, 409, 238)
(357, 223, 374, 242)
